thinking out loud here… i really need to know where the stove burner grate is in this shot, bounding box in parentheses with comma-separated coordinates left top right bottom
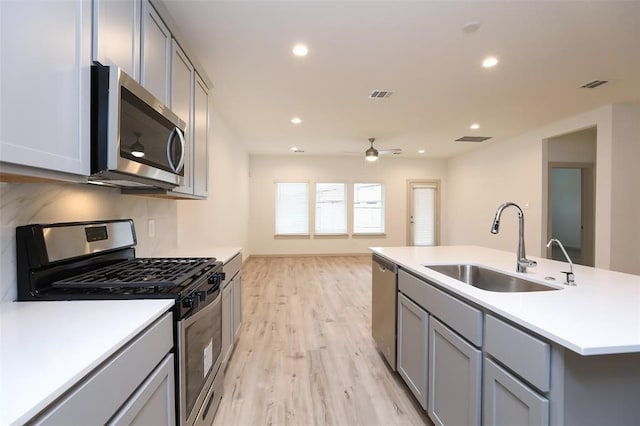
(52, 257, 213, 288)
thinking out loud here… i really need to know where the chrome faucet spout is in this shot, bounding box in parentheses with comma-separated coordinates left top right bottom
(491, 202, 537, 273)
(546, 238, 576, 285)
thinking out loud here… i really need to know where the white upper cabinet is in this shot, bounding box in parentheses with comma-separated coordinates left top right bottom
(0, 0, 92, 178)
(140, 0, 171, 104)
(193, 73, 209, 198)
(170, 41, 195, 195)
(92, 0, 141, 80)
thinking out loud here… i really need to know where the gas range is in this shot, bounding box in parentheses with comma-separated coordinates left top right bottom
(15, 219, 226, 424)
(16, 219, 223, 318)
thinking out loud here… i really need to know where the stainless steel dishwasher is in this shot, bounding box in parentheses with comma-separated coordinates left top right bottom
(372, 254, 398, 370)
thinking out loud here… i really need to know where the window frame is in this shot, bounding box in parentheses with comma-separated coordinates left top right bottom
(314, 182, 348, 235)
(352, 182, 385, 235)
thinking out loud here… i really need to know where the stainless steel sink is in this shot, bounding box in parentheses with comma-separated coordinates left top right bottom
(424, 264, 560, 292)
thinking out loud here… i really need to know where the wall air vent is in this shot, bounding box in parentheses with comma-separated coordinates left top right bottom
(580, 80, 608, 89)
(455, 136, 492, 142)
(369, 90, 393, 99)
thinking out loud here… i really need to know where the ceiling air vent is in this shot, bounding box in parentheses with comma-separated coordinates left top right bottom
(580, 80, 608, 89)
(455, 136, 492, 142)
(369, 90, 393, 99)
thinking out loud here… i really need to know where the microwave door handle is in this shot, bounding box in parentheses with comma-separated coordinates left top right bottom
(166, 127, 186, 173)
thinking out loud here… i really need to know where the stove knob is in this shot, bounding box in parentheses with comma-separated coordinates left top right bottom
(197, 290, 207, 302)
(209, 272, 224, 284)
(182, 296, 194, 308)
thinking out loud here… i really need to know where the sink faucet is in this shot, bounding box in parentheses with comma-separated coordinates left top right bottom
(491, 202, 537, 273)
(546, 238, 576, 285)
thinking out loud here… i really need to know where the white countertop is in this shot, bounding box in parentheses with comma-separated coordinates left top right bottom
(371, 246, 640, 356)
(164, 246, 242, 264)
(0, 299, 174, 426)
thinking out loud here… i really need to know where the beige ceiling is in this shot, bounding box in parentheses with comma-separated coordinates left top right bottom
(162, 0, 640, 159)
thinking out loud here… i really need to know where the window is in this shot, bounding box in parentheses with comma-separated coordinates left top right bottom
(275, 182, 309, 235)
(353, 183, 384, 234)
(315, 183, 347, 234)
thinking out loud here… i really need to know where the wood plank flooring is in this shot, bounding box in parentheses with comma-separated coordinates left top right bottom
(213, 255, 431, 426)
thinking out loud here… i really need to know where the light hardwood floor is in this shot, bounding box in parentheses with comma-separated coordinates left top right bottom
(213, 255, 431, 426)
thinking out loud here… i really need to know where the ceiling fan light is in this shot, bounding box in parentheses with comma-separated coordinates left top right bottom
(365, 147, 378, 161)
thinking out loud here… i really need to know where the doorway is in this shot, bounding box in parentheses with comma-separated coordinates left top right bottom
(547, 163, 595, 266)
(407, 180, 440, 246)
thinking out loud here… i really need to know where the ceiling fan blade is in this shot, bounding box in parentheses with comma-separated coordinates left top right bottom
(379, 148, 402, 154)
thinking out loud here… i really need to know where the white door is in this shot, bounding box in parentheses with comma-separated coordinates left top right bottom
(407, 181, 439, 246)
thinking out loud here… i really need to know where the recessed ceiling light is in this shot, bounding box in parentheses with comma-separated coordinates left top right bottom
(470, 123, 480, 130)
(292, 44, 308, 57)
(482, 56, 498, 68)
(418, 149, 425, 154)
(291, 117, 302, 124)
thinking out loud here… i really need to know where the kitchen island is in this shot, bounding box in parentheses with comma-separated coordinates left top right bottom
(371, 245, 640, 426)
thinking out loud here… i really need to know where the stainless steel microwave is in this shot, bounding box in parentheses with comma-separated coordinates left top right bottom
(90, 64, 186, 189)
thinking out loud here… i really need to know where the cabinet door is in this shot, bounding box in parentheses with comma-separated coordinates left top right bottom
(483, 357, 549, 426)
(141, 0, 170, 104)
(222, 281, 233, 368)
(397, 292, 429, 409)
(92, 0, 140, 80)
(32, 313, 173, 425)
(428, 317, 481, 426)
(193, 73, 209, 197)
(108, 353, 176, 426)
(170, 41, 194, 195)
(0, 0, 91, 176)
(233, 272, 243, 342)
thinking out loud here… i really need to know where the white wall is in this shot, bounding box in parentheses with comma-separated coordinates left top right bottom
(177, 107, 250, 252)
(248, 155, 447, 255)
(446, 102, 640, 274)
(610, 103, 640, 274)
(0, 183, 177, 302)
(548, 127, 597, 163)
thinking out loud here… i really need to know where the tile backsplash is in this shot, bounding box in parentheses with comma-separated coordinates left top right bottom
(0, 182, 178, 302)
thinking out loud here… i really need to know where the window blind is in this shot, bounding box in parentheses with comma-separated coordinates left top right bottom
(315, 183, 347, 234)
(275, 182, 309, 234)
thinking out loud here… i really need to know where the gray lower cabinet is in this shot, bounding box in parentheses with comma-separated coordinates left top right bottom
(222, 252, 243, 370)
(483, 357, 549, 426)
(397, 292, 428, 409)
(221, 278, 234, 368)
(108, 353, 176, 425)
(32, 312, 174, 425)
(233, 271, 243, 342)
(428, 317, 482, 426)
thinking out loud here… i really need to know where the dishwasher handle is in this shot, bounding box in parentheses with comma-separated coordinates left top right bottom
(373, 254, 397, 273)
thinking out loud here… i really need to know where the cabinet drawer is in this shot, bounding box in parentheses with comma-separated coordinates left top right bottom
(222, 253, 242, 287)
(485, 315, 550, 392)
(399, 269, 483, 347)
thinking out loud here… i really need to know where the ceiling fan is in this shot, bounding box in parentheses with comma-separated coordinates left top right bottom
(363, 138, 402, 162)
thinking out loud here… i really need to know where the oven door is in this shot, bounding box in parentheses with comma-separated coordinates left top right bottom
(178, 289, 222, 425)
